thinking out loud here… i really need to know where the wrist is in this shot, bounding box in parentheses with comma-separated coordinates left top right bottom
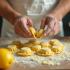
(48, 11, 63, 21)
(10, 12, 22, 25)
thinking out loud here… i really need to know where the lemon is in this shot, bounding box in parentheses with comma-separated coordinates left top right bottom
(0, 48, 14, 69)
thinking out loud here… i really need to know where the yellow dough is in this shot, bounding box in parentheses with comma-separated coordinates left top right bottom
(51, 45, 64, 54)
(11, 41, 24, 49)
(36, 29, 44, 38)
(37, 47, 54, 56)
(21, 40, 41, 49)
(9, 39, 64, 56)
(31, 45, 41, 52)
(49, 39, 64, 54)
(49, 39, 61, 46)
(16, 47, 32, 56)
(23, 42, 34, 48)
(28, 40, 41, 45)
(29, 27, 36, 38)
(41, 42, 51, 48)
(7, 45, 18, 54)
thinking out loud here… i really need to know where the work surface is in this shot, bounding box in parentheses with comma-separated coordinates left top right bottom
(0, 37, 70, 70)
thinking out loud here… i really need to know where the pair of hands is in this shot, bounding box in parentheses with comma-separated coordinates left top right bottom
(14, 15, 60, 38)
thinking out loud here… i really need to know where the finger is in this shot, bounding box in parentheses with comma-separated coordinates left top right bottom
(21, 18, 31, 35)
(44, 25, 48, 31)
(40, 18, 46, 29)
(18, 18, 32, 37)
(48, 31, 54, 36)
(15, 26, 27, 37)
(27, 18, 36, 38)
(15, 17, 33, 37)
(27, 17, 33, 27)
(15, 26, 32, 38)
(54, 24, 60, 35)
(44, 28, 51, 37)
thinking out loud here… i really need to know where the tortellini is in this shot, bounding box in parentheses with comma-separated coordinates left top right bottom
(31, 45, 41, 52)
(16, 47, 32, 56)
(37, 47, 54, 56)
(49, 39, 64, 53)
(8, 39, 64, 57)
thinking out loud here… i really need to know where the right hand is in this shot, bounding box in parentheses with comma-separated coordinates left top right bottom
(41, 15, 60, 37)
(14, 16, 33, 38)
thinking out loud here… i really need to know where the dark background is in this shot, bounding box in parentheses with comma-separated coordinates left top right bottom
(63, 12, 70, 36)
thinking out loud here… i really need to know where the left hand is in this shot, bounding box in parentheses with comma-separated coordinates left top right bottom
(40, 15, 60, 37)
(14, 16, 33, 38)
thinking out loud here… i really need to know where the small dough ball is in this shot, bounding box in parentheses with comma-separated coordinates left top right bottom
(28, 40, 41, 45)
(11, 41, 23, 49)
(8, 45, 18, 53)
(31, 45, 41, 52)
(37, 48, 54, 56)
(36, 29, 44, 38)
(51, 45, 64, 54)
(41, 42, 51, 48)
(16, 47, 32, 56)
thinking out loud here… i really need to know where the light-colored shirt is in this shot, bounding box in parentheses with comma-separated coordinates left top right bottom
(1, 0, 64, 38)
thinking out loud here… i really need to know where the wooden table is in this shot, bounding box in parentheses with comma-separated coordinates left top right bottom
(5, 61, 70, 70)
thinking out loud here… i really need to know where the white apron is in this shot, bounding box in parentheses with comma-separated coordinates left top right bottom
(1, 0, 64, 38)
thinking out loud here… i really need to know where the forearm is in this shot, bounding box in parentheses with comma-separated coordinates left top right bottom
(0, 0, 21, 25)
(49, 0, 70, 20)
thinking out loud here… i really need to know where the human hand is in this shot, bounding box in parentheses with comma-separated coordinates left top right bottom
(41, 15, 60, 37)
(14, 16, 33, 38)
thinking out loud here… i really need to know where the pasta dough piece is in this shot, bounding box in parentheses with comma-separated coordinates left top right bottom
(49, 39, 61, 46)
(41, 42, 51, 48)
(23, 42, 34, 48)
(7, 45, 18, 54)
(51, 45, 64, 54)
(31, 45, 41, 52)
(16, 47, 32, 56)
(28, 40, 41, 45)
(11, 41, 24, 49)
(37, 48, 54, 56)
(49, 39, 64, 53)
(36, 29, 44, 38)
(22, 40, 41, 48)
(29, 27, 36, 38)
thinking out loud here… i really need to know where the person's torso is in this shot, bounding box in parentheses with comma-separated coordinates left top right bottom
(2, 0, 59, 38)
(8, 0, 57, 16)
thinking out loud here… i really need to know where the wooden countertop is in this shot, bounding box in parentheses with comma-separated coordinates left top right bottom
(5, 61, 70, 70)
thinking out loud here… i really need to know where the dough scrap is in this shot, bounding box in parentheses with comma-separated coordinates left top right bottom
(37, 47, 54, 56)
(28, 40, 41, 45)
(31, 45, 41, 52)
(16, 47, 32, 56)
(41, 42, 51, 48)
(36, 29, 44, 38)
(49, 39, 64, 54)
(11, 41, 24, 49)
(8, 45, 18, 53)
